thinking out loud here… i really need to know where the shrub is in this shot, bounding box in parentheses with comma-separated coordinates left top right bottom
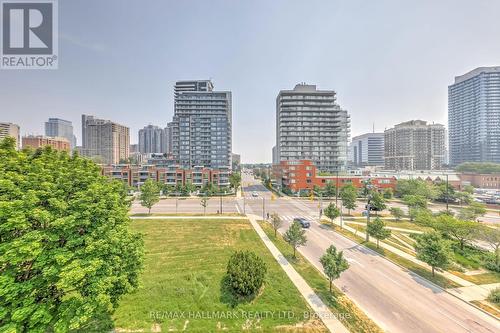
(484, 257, 500, 273)
(226, 251, 267, 296)
(488, 287, 500, 304)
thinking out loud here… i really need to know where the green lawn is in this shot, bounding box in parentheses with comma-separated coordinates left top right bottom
(343, 218, 431, 232)
(258, 222, 383, 333)
(111, 218, 325, 332)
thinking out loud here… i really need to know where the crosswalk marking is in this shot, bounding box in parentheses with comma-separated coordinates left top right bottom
(278, 215, 318, 222)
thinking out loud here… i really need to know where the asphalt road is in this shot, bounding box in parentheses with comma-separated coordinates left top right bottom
(130, 175, 500, 332)
(240, 174, 500, 333)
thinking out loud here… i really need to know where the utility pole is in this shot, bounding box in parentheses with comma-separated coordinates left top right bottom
(262, 197, 265, 220)
(446, 173, 449, 212)
(243, 196, 246, 214)
(335, 168, 339, 206)
(220, 195, 223, 214)
(366, 195, 371, 242)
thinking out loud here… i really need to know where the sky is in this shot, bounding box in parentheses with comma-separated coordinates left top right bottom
(1, 0, 500, 163)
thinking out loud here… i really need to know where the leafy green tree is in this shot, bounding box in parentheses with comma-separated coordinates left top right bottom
(370, 191, 387, 215)
(455, 162, 500, 174)
(320, 245, 349, 292)
(0, 138, 144, 332)
(270, 213, 283, 237)
(340, 184, 357, 214)
(324, 203, 340, 223)
(431, 215, 479, 250)
(463, 185, 475, 194)
(403, 194, 428, 209)
(383, 188, 394, 199)
(200, 196, 210, 215)
(455, 191, 473, 206)
(284, 221, 307, 258)
(435, 181, 456, 203)
(367, 218, 391, 248)
(396, 179, 437, 200)
(389, 207, 404, 221)
(229, 172, 241, 191)
(324, 181, 337, 197)
(226, 251, 267, 296)
(476, 226, 500, 266)
(139, 179, 160, 214)
(415, 231, 453, 276)
(458, 201, 487, 221)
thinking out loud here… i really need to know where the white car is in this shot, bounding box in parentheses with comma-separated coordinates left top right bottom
(252, 191, 258, 197)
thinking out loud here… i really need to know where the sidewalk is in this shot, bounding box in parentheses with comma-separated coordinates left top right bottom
(335, 219, 475, 287)
(448, 283, 500, 301)
(247, 214, 349, 333)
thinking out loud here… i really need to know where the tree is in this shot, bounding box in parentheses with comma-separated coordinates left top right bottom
(435, 182, 456, 203)
(455, 191, 473, 206)
(200, 196, 210, 215)
(431, 215, 479, 250)
(229, 172, 242, 191)
(324, 203, 340, 223)
(370, 191, 387, 215)
(458, 201, 487, 221)
(403, 194, 428, 209)
(270, 213, 283, 237)
(340, 184, 357, 214)
(415, 231, 453, 276)
(476, 226, 500, 266)
(383, 188, 394, 199)
(455, 162, 500, 174)
(139, 179, 160, 214)
(284, 221, 307, 258)
(319, 245, 349, 292)
(0, 138, 144, 332)
(226, 251, 267, 296)
(367, 218, 391, 248)
(396, 179, 437, 200)
(324, 181, 337, 197)
(389, 207, 404, 221)
(463, 185, 475, 194)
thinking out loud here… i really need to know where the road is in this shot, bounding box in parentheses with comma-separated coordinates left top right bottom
(130, 175, 500, 332)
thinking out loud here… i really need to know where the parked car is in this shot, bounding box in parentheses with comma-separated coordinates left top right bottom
(293, 217, 311, 228)
(252, 191, 258, 197)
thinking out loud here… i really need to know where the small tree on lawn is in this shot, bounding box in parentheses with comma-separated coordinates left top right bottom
(389, 207, 404, 221)
(226, 251, 267, 296)
(270, 213, 283, 237)
(415, 231, 453, 276)
(476, 226, 500, 266)
(320, 245, 349, 293)
(432, 215, 479, 250)
(200, 196, 210, 215)
(383, 188, 394, 199)
(229, 172, 242, 191)
(370, 191, 387, 215)
(367, 217, 391, 248)
(458, 201, 487, 221)
(140, 178, 160, 214)
(324, 181, 337, 197)
(324, 203, 340, 224)
(340, 184, 357, 215)
(284, 221, 307, 258)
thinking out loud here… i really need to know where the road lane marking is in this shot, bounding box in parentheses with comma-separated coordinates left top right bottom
(235, 204, 240, 214)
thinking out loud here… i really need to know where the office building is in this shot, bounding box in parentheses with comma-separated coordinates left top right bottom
(349, 133, 384, 167)
(138, 124, 168, 154)
(44, 118, 77, 149)
(275, 84, 350, 172)
(81, 115, 130, 164)
(448, 67, 500, 165)
(384, 120, 445, 170)
(0, 122, 20, 149)
(22, 135, 70, 152)
(171, 80, 232, 169)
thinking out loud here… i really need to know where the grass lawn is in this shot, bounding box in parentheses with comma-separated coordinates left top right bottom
(450, 271, 500, 285)
(258, 222, 383, 333)
(343, 218, 431, 232)
(322, 222, 461, 289)
(111, 218, 325, 332)
(129, 212, 244, 217)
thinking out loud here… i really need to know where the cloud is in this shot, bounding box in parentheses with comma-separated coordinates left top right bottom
(60, 33, 109, 53)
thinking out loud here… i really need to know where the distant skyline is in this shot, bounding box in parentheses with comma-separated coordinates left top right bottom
(1, 0, 500, 163)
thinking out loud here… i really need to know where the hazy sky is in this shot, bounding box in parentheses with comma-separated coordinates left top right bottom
(1, 0, 500, 162)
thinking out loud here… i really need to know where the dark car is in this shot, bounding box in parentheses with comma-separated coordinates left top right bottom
(293, 217, 311, 228)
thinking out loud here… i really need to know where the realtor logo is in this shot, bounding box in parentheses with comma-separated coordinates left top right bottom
(1, 0, 58, 69)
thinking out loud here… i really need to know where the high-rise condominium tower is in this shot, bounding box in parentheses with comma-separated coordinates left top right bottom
(0, 122, 20, 149)
(171, 80, 232, 169)
(384, 120, 445, 170)
(448, 66, 500, 165)
(45, 118, 77, 149)
(275, 84, 350, 172)
(81, 115, 130, 164)
(349, 133, 384, 167)
(138, 125, 168, 154)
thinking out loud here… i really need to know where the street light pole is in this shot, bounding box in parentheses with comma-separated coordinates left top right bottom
(366, 194, 372, 242)
(335, 169, 339, 206)
(220, 195, 223, 214)
(243, 196, 246, 214)
(446, 174, 449, 212)
(262, 197, 265, 220)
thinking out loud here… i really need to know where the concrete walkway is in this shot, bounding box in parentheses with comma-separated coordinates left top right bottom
(247, 214, 349, 333)
(336, 219, 475, 287)
(448, 283, 500, 301)
(130, 215, 246, 219)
